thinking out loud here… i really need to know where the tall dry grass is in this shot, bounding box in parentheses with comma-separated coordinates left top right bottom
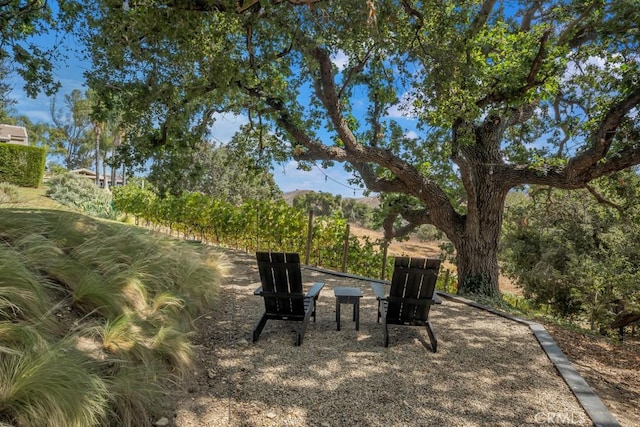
(0, 208, 229, 426)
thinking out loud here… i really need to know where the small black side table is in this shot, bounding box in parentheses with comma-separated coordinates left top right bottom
(334, 287, 363, 331)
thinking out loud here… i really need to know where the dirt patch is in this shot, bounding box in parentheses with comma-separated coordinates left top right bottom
(543, 323, 640, 426)
(348, 225, 522, 295)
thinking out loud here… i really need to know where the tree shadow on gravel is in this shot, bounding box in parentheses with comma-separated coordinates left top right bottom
(171, 249, 592, 427)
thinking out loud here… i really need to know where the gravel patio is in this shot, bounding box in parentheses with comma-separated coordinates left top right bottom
(171, 250, 593, 427)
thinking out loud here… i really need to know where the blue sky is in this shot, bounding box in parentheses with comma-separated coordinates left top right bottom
(7, 37, 375, 198)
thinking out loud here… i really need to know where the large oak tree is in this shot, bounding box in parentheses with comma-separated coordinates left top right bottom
(0, 0, 82, 99)
(79, 0, 640, 295)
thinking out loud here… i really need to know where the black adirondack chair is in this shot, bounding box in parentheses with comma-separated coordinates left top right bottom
(253, 252, 324, 346)
(371, 257, 442, 352)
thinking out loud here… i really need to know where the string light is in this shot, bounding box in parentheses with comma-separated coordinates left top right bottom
(312, 163, 362, 196)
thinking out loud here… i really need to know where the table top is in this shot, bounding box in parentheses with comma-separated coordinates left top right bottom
(333, 287, 363, 298)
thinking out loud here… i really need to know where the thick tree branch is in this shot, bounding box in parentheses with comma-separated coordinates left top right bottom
(467, 0, 497, 38)
(568, 86, 640, 177)
(400, 0, 424, 26)
(502, 142, 640, 189)
(520, 1, 541, 31)
(382, 209, 426, 240)
(585, 184, 625, 214)
(309, 45, 361, 152)
(369, 92, 383, 147)
(350, 162, 411, 194)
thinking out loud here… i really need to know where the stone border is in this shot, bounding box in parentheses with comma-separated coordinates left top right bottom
(302, 266, 620, 427)
(437, 292, 620, 427)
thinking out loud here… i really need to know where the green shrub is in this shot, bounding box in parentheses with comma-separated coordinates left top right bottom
(46, 173, 114, 218)
(0, 144, 46, 188)
(415, 224, 443, 241)
(500, 179, 640, 331)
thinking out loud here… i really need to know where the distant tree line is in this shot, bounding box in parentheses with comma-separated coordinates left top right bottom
(292, 191, 377, 229)
(500, 169, 640, 335)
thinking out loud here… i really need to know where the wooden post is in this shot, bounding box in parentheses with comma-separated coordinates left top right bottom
(443, 269, 450, 293)
(305, 210, 314, 265)
(341, 224, 350, 272)
(381, 239, 388, 280)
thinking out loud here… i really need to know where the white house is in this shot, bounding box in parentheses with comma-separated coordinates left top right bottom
(70, 168, 125, 188)
(0, 124, 29, 145)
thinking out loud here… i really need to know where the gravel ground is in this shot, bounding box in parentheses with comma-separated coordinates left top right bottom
(167, 250, 591, 427)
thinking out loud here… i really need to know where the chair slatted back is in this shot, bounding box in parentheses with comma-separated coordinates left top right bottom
(256, 252, 305, 317)
(387, 257, 441, 323)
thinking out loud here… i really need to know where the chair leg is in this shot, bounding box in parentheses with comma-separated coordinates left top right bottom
(312, 296, 318, 322)
(297, 298, 314, 346)
(252, 312, 268, 343)
(425, 320, 438, 352)
(383, 319, 389, 347)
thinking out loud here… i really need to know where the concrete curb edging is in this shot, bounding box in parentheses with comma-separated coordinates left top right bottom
(301, 265, 621, 426)
(437, 292, 621, 427)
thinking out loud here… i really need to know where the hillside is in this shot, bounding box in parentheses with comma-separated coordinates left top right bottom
(0, 187, 230, 426)
(3, 184, 638, 426)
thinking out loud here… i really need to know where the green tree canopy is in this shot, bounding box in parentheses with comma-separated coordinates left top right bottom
(50, 89, 94, 169)
(293, 191, 342, 217)
(0, 1, 81, 98)
(148, 139, 281, 204)
(78, 0, 640, 295)
(501, 169, 640, 331)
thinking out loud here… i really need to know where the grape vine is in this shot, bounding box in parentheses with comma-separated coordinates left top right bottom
(112, 184, 393, 279)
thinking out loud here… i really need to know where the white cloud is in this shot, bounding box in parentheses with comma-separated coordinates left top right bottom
(208, 113, 249, 144)
(9, 71, 86, 124)
(386, 91, 417, 119)
(331, 50, 349, 71)
(404, 130, 419, 140)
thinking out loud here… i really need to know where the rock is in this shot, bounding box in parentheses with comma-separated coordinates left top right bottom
(207, 368, 216, 379)
(265, 412, 277, 419)
(204, 315, 212, 320)
(238, 338, 249, 345)
(321, 422, 331, 427)
(154, 417, 169, 426)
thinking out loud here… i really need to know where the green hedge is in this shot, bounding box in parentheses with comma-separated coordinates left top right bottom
(0, 144, 46, 187)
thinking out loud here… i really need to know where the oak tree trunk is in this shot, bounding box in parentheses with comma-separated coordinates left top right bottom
(451, 163, 508, 297)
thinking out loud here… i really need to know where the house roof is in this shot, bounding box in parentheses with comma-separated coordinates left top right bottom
(70, 168, 98, 177)
(0, 124, 29, 145)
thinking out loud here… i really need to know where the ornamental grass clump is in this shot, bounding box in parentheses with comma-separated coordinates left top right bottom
(0, 182, 20, 204)
(0, 334, 109, 427)
(0, 208, 229, 426)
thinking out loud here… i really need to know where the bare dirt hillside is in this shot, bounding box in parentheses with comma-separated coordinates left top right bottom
(348, 224, 521, 295)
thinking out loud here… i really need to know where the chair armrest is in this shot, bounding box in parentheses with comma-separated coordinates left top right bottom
(254, 286, 263, 296)
(371, 282, 386, 300)
(306, 282, 324, 298)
